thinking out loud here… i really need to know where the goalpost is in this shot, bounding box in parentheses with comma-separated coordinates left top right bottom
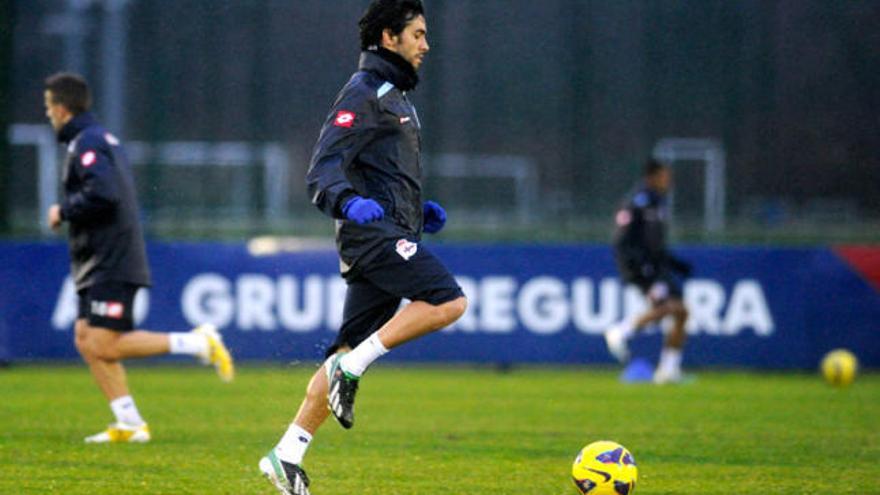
(652, 138, 726, 233)
(8, 123, 292, 234)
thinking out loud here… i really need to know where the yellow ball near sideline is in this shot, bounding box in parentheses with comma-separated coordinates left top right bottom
(821, 349, 858, 387)
(572, 440, 638, 494)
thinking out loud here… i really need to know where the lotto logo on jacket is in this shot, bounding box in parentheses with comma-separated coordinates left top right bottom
(334, 111, 355, 128)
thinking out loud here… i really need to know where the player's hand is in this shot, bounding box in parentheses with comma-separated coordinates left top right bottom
(47, 205, 63, 231)
(422, 200, 446, 234)
(343, 196, 384, 225)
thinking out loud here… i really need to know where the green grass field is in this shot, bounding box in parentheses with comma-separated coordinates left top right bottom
(1, 365, 878, 494)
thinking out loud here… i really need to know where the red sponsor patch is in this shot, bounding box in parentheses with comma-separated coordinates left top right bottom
(106, 302, 125, 319)
(81, 150, 97, 167)
(334, 110, 356, 128)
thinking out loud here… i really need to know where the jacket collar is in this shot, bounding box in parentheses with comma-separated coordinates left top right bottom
(359, 47, 419, 92)
(641, 182, 666, 203)
(57, 112, 98, 144)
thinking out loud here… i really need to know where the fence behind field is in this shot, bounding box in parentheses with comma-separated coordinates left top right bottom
(4, 0, 880, 242)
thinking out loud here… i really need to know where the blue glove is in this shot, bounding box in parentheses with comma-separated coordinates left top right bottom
(423, 200, 447, 234)
(343, 196, 384, 224)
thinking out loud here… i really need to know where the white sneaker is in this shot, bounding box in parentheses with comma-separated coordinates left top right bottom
(652, 367, 683, 385)
(259, 448, 311, 495)
(604, 324, 631, 363)
(84, 422, 151, 443)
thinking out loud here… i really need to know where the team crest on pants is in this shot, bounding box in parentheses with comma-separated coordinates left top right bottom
(395, 239, 418, 261)
(92, 300, 125, 319)
(648, 281, 669, 302)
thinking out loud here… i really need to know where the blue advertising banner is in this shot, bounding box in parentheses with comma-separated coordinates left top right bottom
(1, 241, 878, 368)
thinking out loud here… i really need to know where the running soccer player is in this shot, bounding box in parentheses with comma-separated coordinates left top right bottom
(604, 159, 691, 384)
(259, 2, 467, 493)
(44, 73, 234, 443)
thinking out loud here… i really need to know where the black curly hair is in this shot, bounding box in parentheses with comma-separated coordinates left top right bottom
(358, 0, 425, 50)
(644, 158, 669, 177)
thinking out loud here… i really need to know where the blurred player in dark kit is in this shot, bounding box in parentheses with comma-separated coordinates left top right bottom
(44, 72, 234, 443)
(605, 159, 691, 384)
(259, 2, 467, 493)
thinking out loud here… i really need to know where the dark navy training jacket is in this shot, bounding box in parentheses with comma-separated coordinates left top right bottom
(58, 112, 150, 290)
(612, 184, 677, 284)
(306, 48, 425, 274)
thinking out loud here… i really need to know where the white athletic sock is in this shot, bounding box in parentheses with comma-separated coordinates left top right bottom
(110, 395, 146, 426)
(169, 332, 208, 356)
(616, 317, 637, 340)
(275, 423, 312, 465)
(340, 332, 389, 377)
(658, 347, 683, 374)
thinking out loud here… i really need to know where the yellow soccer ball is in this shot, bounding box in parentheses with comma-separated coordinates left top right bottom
(821, 349, 858, 387)
(572, 440, 638, 495)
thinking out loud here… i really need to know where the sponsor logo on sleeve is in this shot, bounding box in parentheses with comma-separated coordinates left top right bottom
(81, 150, 97, 167)
(395, 239, 418, 261)
(334, 110, 356, 128)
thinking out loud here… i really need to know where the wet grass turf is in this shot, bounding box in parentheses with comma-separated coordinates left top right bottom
(0, 365, 877, 494)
